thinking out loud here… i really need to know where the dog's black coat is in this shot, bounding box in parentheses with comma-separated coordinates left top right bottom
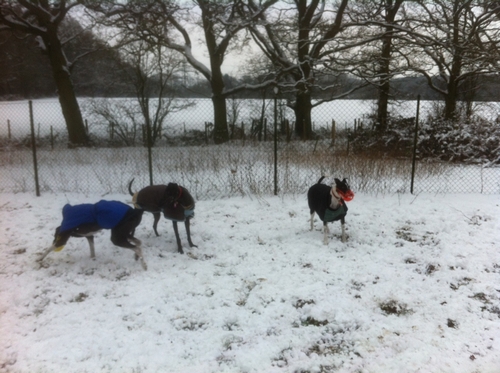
(128, 178, 197, 254)
(307, 183, 348, 223)
(307, 176, 350, 244)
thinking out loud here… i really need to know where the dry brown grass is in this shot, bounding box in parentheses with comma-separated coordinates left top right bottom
(0, 140, 494, 196)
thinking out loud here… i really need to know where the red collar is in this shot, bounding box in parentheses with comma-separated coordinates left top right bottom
(173, 186, 183, 208)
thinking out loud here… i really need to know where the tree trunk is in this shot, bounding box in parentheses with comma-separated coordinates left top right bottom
(211, 93, 229, 144)
(293, 90, 313, 139)
(376, 35, 392, 133)
(443, 2, 462, 122)
(44, 28, 89, 146)
(210, 67, 229, 144)
(376, 0, 403, 133)
(444, 85, 458, 120)
(444, 53, 461, 121)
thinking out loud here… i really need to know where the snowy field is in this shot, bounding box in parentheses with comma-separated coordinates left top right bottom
(2, 98, 500, 140)
(1, 189, 499, 373)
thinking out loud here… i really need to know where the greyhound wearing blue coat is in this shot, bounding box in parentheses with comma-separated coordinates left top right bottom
(38, 200, 147, 270)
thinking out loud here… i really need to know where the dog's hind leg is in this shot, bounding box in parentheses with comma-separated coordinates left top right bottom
(310, 212, 315, 231)
(152, 212, 161, 236)
(111, 232, 147, 270)
(86, 236, 96, 258)
(129, 237, 142, 246)
(172, 221, 184, 254)
(185, 219, 197, 248)
(131, 247, 147, 271)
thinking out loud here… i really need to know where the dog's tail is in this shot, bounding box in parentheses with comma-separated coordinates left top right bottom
(128, 178, 135, 197)
(317, 176, 326, 184)
(128, 178, 141, 209)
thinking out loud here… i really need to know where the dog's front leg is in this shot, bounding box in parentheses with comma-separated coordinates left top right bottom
(340, 218, 347, 243)
(38, 245, 56, 262)
(185, 219, 197, 248)
(152, 212, 161, 236)
(172, 222, 184, 254)
(86, 236, 96, 258)
(310, 212, 315, 231)
(323, 223, 330, 245)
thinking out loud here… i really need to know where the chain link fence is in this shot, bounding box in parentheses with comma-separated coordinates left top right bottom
(0, 98, 499, 198)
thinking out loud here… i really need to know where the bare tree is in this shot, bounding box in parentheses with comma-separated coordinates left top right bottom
(374, 0, 404, 132)
(129, 42, 193, 146)
(85, 0, 278, 144)
(400, 0, 500, 120)
(337, 0, 407, 133)
(354, 0, 405, 132)
(246, 0, 377, 139)
(83, 2, 193, 147)
(0, 0, 89, 145)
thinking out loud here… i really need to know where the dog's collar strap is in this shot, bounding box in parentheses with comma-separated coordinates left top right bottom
(173, 186, 184, 208)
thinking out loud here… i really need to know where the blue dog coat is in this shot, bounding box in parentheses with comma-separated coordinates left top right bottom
(59, 200, 131, 233)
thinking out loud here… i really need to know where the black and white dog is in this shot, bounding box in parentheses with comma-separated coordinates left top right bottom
(38, 200, 147, 270)
(307, 176, 354, 244)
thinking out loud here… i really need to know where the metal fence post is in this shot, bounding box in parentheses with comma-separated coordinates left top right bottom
(29, 100, 40, 196)
(145, 98, 154, 186)
(273, 87, 279, 195)
(410, 95, 421, 194)
(50, 126, 54, 150)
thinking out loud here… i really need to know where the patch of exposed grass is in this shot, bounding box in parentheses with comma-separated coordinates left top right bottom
(294, 299, 316, 309)
(379, 299, 413, 316)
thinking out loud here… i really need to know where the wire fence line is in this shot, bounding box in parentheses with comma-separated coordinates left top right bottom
(0, 98, 499, 198)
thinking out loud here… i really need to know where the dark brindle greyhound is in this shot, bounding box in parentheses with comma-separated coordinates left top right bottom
(38, 200, 147, 270)
(128, 178, 197, 254)
(307, 176, 354, 245)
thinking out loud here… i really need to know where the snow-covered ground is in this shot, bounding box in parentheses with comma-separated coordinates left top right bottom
(0, 190, 499, 373)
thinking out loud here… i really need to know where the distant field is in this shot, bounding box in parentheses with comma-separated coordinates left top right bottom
(2, 97, 499, 140)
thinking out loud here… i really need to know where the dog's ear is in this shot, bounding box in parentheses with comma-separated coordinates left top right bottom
(342, 178, 350, 190)
(334, 178, 344, 189)
(165, 183, 179, 194)
(334, 178, 350, 193)
(165, 183, 180, 204)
